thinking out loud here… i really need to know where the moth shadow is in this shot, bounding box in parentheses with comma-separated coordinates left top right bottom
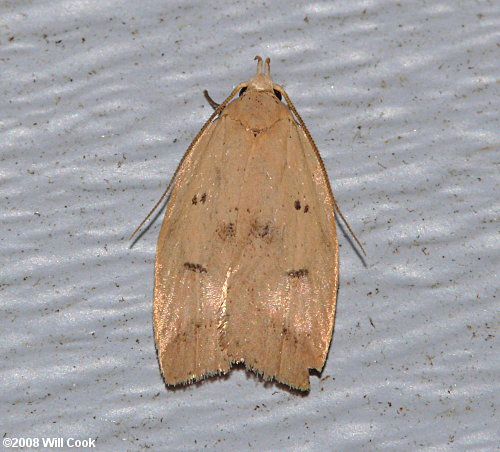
(336, 219, 367, 267)
(128, 191, 172, 249)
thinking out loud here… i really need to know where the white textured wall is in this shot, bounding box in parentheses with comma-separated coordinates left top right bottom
(1, 1, 498, 450)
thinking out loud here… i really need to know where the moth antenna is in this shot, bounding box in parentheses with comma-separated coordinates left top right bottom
(330, 197, 366, 257)
(264, 57, 271, 77)
(254, 55, 263, 74)
(203, 89, 220, 110)
(130, 81, 248, 240)
(274, 84, 366, 256)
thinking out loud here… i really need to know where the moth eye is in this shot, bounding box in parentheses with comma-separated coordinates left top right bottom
(239, 87, 248, 97)
(274, 89, 282, 101)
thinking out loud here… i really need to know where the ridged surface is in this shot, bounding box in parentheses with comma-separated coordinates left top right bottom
(1, 0, 498, 450)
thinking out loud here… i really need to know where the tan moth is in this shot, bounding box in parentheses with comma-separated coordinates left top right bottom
(133, 57, 364, 390)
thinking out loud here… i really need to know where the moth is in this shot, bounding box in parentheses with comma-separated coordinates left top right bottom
(133, 57, 364, 390)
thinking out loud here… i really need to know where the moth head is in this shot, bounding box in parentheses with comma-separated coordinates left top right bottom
(246, 56, 274, 93)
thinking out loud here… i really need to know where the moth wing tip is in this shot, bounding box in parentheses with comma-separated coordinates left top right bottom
(241, 361, 311, 392)
(161, 367, 231, 388)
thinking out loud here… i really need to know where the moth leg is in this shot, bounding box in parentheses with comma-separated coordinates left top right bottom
(203, 90, 220, 110)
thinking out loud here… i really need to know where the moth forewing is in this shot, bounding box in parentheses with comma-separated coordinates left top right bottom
(150, 56, 351, 391)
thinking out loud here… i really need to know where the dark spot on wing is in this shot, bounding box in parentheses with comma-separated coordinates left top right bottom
(304, 204, 309, 213)
(294, 200, 301, 210)
(192, 192, 207, 205)
(184, 262, 207, 273)
(250, 220, 273, 243)
(287, 269, 309, 278)
(217, 222, 236, 240)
